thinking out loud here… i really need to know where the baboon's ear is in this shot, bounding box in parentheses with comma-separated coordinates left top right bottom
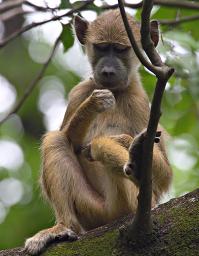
(74, 15, 89, 45)
(150, 20, 159, 47)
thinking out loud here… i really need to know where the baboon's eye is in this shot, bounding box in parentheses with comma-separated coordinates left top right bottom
(94, 43, 110, 51)
(113, 44, 131, 53)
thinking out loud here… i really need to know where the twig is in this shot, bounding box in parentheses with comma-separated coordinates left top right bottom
(0, 0, 94, 48)
(118, 0, 174, 240)
(0, 0, 58, 14)
(159, 14, 199, 26)
(103, 0, 199, 10)
(0, 16, 60, 48)
(154, 0, 199, 9)
(0, 36, 60, 126)
(24, 1, 58, 12)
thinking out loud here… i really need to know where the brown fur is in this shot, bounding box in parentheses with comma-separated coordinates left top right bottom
(25, 9, 172, 255)
(86, 10, 140, 45)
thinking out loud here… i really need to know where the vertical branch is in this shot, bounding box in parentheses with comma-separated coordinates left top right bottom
(140, 0, 163, 66)
(117, 0, 162, 76)
(118, 0, 174, 241)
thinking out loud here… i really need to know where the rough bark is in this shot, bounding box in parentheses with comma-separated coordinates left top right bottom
(1, 189, 199, 256)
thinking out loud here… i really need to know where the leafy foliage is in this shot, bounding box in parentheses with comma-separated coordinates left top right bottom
(60, 24, 74, 52)
(59, 0, 72, 9)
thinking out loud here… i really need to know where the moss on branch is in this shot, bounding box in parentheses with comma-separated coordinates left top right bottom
(1, 189, 199, 256)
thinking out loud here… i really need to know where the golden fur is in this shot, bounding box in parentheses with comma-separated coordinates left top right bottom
(25, 9, 172, 255)
(87, 9, 140, 45)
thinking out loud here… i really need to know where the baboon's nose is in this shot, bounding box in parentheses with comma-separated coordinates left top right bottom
(101, 66, 116, 78)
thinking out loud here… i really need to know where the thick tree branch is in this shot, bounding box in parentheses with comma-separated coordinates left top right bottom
(104, 0, 199, 10)
(1, 189, 199, 255)
(118, 0, 174, 241)
(0, 36, 60, 126)
(0, 0, 94, 48)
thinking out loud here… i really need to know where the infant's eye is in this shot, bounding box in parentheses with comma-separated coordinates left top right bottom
(94, 43, 110, 51)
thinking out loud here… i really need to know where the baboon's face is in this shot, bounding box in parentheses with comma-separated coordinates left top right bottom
(88, 42, 134, 91)
(74, 10, 158, 91)
(74, 12, 140, 91)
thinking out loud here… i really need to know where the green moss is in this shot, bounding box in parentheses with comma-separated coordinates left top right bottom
(150, 198, 197, 255)
(43, 230, 119, 256)
(1, 192, 199, 256)
(39, 191, 199, 256)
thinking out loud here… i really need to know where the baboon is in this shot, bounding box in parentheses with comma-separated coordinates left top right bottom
(25, 9, 172, 255)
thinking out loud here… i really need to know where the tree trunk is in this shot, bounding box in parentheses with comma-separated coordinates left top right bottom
(1, 189, 199, 256)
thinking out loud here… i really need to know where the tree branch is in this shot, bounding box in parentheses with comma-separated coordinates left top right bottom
(1, 189, 199, 255)
(103, 0, 199, 10)
(0, 36, 61, 126)
(159, 14, 199, 26)
(0, 0, 58, 15)
(140, 0, 163, 67)
(154, 0, 199, 9)
(24, 1, 58, 12)
(0, 0, 94, 49)
(118, 0, 174, 242)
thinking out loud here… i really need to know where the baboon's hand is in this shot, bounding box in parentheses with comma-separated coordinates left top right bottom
(89, 89, 116, 112)
(123, 129, 161, 185)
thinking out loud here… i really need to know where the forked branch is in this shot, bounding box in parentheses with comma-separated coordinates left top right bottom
(118, 0, 174, 241)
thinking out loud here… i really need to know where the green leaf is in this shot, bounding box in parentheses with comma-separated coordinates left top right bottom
(60, 24, 74, 52)
(59, 0, 72, 9)
(72, 0, 85, 9)
(70, 0, 100, 12)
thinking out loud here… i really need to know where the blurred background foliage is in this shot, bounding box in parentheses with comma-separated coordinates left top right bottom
(0, 0, 199, 250)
